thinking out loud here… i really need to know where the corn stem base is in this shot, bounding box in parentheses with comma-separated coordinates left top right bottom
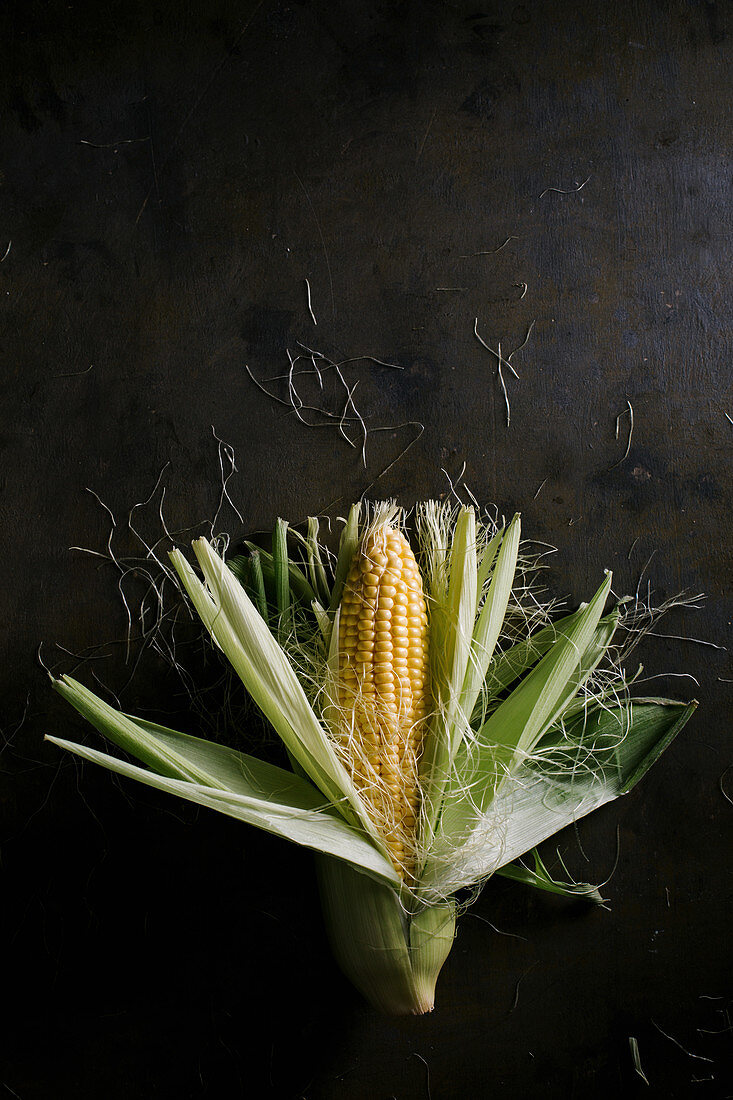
(316, 856, 455, 1016)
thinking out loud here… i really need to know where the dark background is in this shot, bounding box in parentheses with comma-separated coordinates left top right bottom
(1, 0, 731, 1096)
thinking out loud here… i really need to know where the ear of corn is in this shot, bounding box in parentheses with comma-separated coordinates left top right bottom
(337, 520, 430, 878)
(47, 501, 698, 1015)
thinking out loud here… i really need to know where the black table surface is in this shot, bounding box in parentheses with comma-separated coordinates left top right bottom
(2, 1, 731, 1097)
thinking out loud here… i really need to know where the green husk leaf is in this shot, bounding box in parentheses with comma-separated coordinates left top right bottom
(444, 506, 478, 756)
(306, 516, 332, 607)
(429, 574, 615, 868)
(247, 549, 269, 621)
(170, 541, 380, 841)
(475, 526, 503, 596)
(126, 715, 326, 803)
(419, 507, 477, 843)
(479, 572, 613, 769)
(228, 551, 269, 622)
(312, 599, 331, 643)
(479, 607, 585, 708)
(54, 675, 225, 787)
(53, 674, 334, 802)
(321, 607, 342, 739)
(242, 540, 317, 605)
(316, 857, 453, 1014)
(329, 503, 361, 616)
(460, 512, 521, 724)
(496, 848, 606, 904)
(47, 733, 400, 886)
(546, 609, 620, 723)
(317, 858, 416, 1013)
(409, 898, 456, 1007)
(226, 553, 249, 587)
(272, 518, 290, 623)
(618, 697, 694, 793)
(422, 699, 697, 898)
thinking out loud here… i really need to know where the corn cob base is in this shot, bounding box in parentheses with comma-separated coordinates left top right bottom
(316, 856, 456, 1015)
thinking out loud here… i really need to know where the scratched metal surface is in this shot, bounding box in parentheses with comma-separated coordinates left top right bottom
(1, 1, 731, 1096)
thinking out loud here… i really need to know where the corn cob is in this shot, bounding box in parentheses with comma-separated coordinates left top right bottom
(337, 521, 430, 877)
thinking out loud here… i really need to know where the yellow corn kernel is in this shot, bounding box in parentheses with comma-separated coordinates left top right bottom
(338, 521, 430, 877)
